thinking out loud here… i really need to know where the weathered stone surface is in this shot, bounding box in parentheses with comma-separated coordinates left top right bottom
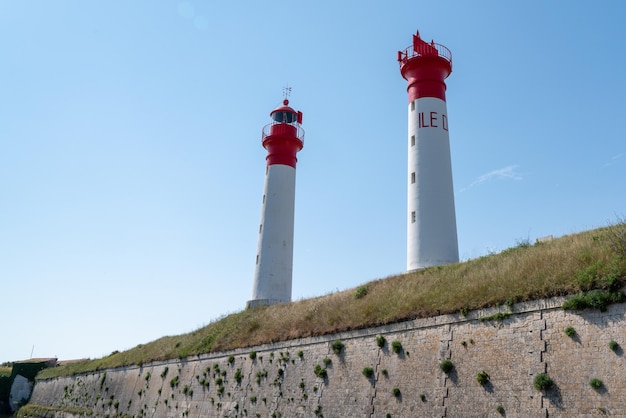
(28, 297, 626, 417)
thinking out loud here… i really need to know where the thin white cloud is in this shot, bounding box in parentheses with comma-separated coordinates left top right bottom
(603, 153, 623, 167)
(461, 165, 523, 192)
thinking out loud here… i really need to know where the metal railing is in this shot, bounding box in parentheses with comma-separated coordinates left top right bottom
(262, 122, 305, 144)
(397, 42, 452, 68)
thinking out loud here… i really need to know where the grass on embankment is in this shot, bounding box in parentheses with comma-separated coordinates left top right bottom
(38, 220, 626, 379)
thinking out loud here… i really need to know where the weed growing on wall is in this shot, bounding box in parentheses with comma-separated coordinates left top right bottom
(391, 341, 402, 354)
(533, 373, 554, 391)
(331, 340, 344, 354)
(564, 326, 576, 337)
(589, 378, 603, 389)
(609, 340, 620, 352)
(476, 371, 490, 386)
(313, 365, 327, 378)
(439, 359, 454, 373)
(376, 335, 386, 348)
(362, 367, 374, 378)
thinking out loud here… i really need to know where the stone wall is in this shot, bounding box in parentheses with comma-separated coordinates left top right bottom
(28, 296, 626, 417)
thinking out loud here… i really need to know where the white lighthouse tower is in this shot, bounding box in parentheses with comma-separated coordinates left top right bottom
(247, 98, 304, 308)
(398, 31, 459, 271)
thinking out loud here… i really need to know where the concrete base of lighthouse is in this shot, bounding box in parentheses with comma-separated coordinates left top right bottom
(246, 298, 285, 309)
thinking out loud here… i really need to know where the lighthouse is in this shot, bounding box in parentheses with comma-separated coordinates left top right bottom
(247, 98, 304, 309)
(398, 31, 459, 271)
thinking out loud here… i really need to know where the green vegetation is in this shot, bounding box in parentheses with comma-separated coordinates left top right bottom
(313, 364, 327, 379)
(234, 368, 243, 384)
(331, 340, 344, 355)
(564, 326, 576, 337)
(376, 335, 386, 348)
(476, 371, 490, 386)
(420, 393, 426, 402)
(392, 387, 401, 397)
(391, 341, 402, 354)
(609, 340, 620, 352)
(16, 405, 94, 417)
(533, 373, 554, 391)
(355, 285, 369, 299)
(362, 367, 374, 378)
(439, 359, 454, 373)
(36, 222, 626, 379)
(496, 405, 505, 414)
(589, 378, 604, 389)
(478, 312, 511, 322)
(249, 351, 256, 360)
(562, 289, 624, 312)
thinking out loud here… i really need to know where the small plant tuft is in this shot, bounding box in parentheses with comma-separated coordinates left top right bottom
(564, 326, 576, 337)
(362, 367, 374, 378)
(228, 355, 235, 365)
(391, 340, 402, 354)
(314, 364, 327, 379)
(420, 393, 426, 402)
(234, 369, 243, 384)
(249, 351, 256, 360)
(476, 370, 490, 386)
(589, 378, 603, 389)
(439, 359, 454, 373)
(392, 387, 401, 397)
(323, 357, 331, 366)
(609, 340, 619, 352)
(331, 340, 345, 354)
(376, 335, 386, 348)
(496, 405, 505, 414)
(533, 373, 554, 391)
(354, 285, 369, 299)
(297, 350, 304, 359)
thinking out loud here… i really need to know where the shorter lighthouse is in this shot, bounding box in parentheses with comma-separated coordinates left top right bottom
(247, 99, 304, 309)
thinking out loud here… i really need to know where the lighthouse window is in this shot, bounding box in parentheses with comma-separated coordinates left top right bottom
(411, 172, 416, 184)
(411, 101, 415, 111)
(256, 255, 259, 264)
(411, 211, 416, 223)
(272, 112, 297, 123)
(259, 224, 263, 233)
(411, 135, 415, 146)
(262, 194, 266, 203)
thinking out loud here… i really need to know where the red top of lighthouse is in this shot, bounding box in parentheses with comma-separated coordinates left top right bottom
(262, 99, 304, 168)
(397, 31, 452, 102)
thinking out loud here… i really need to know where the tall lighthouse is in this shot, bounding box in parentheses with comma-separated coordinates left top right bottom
(398, 31, 459, 271)
(247, 98, 304, 309)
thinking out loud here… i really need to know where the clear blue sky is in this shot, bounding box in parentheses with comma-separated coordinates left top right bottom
(2, 1, 625, 363)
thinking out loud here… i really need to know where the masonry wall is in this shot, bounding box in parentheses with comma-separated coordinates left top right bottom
(28, 297, 626, 417)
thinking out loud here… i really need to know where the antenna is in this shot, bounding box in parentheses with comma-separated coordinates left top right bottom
(282, 85, 292, 99)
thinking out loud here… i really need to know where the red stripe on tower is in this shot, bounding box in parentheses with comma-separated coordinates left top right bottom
(262, 100, 304, 168)
(397, 32, 452, 102)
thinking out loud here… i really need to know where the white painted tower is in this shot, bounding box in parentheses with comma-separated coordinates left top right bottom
(398, 31, 459, 271)
(247, 99, 304, 308)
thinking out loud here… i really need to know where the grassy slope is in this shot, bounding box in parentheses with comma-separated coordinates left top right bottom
(38, 222, 626, 379)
